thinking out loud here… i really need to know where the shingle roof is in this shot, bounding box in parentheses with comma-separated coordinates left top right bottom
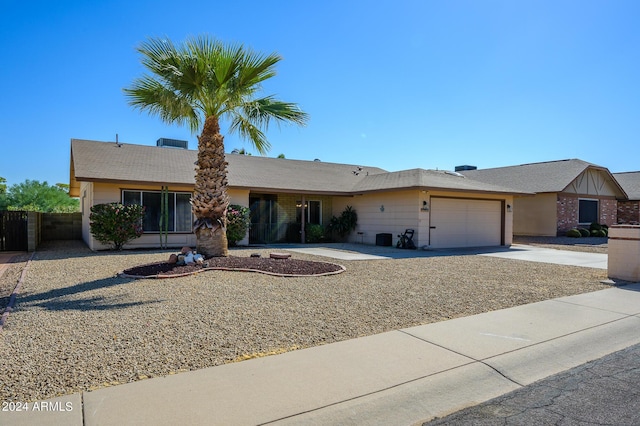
(613, 171, 640, 200)
(352, 169, 528, 194)
(70, 139, 388, 195)
(460, 159, 615, 193)
(70, 139, 528, 196)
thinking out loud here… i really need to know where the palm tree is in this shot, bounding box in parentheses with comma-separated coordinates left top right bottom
(124, 36, 308, 257)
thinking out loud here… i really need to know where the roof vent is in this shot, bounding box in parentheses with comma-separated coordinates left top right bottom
(455, 165, 477, 172)
(157, 138, 188, 149)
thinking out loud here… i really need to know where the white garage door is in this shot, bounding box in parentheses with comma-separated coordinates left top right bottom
(430, 198, 502, 248)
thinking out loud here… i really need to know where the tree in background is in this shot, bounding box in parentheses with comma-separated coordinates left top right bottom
(124, 35, 308, 257)
(0, 177, 7, 210)
(4, 180, 79, 213)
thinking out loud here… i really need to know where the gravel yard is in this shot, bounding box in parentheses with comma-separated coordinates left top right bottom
(0, 240, 609, 403)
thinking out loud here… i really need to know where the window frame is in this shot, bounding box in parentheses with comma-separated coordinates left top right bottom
(578, 198, 599, 225)
(122, 190, 193, 233)
(296, 200, 322, 225)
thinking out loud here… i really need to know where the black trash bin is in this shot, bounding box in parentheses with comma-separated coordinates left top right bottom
(376, 233, 392, 246)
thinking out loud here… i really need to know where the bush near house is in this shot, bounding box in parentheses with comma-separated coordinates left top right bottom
(590, 222, 608, 237)
(328, 206, 358, 238)
(90, 203, 145, 250)
(226, 205, 251, 247)
(566, 223, 608, 238)
(566, 228, 582, 238)
(578, 228, 590, 237)
(305, 223, 325, 243)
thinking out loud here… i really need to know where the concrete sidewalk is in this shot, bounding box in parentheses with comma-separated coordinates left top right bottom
(4, 283, 640, 426)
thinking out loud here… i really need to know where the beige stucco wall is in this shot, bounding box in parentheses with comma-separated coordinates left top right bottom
(81, 182, 250, 250)
(608, 225, 640, 281)
(513, 193, 557, 236)
(333, 190, 514, 248)
(333, 190, 421, 246)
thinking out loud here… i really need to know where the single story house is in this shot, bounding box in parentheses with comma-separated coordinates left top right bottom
(459, 159, 627, 236)
(613, 171, 640, 224)
(69, 138, 529, 250)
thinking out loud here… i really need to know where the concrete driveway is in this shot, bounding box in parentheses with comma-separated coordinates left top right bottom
(479, 244, 608, 269)
(281, 243, 608, 269)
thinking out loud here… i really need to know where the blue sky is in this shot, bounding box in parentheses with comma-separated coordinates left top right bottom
(1, 0, 639, 188)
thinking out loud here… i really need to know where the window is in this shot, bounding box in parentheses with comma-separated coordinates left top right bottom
(123, 190, 192, 232)
(579, 199, 598, 224)
(296, 200, 322, 224)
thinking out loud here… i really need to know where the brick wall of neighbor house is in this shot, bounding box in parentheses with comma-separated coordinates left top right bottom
(618, 201, 640, 224)
(557, 195, 579, 234)
(557, 194, 618, 234)
(599, 199, 618, 226)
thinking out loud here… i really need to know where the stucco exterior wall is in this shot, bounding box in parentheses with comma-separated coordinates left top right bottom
(332, 190, 420, 246)
(333, 190, 513, 248)
(513, 193, 557, 236)
(608, 225, 640, 281)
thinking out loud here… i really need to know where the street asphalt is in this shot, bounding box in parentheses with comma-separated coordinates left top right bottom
(424, 342, 640, 425)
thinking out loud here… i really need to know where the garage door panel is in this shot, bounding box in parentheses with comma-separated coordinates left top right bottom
(430, 198, 502, 248)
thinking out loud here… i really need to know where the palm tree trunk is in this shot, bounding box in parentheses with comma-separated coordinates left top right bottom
(193, 116, 229, 257)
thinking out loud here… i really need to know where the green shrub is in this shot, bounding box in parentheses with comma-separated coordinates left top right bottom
(90, 203, 145, 250)
(577, 227, 590, 237)
(305, 223, 325, 243)
(226, 204, 251, 246)
(328, 205, 358, 238)
(566, 228, 582, 238)
(590, 222, 602, 231)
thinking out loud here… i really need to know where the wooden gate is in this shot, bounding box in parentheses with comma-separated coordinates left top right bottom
(0, 211, 28, 251)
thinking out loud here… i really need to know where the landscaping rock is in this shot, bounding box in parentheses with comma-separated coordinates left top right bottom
(270, 252, 291, 259)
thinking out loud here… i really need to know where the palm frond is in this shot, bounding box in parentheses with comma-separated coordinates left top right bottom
(229, 115, 271, 154)
(125, 34, 308, 153)
(242, 96, 310, 128)
(124, 76, 200, 132)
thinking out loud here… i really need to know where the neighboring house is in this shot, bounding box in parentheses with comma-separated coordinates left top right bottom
(613, 171, 640, 224)
(460, 159, 627, 236)
(69, 139, 528, 250)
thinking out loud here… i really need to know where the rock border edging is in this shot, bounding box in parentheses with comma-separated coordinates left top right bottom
(118, 263, 346, 279)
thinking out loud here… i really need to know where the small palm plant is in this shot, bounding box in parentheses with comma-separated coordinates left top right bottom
(124, 36, 308, 256)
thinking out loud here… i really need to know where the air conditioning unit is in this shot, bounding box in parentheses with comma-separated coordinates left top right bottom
(156, 138, 188, 149)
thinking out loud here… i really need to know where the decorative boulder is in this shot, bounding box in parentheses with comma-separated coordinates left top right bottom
(181, 246, 193, 254)
(270, 252, 291, 259)
(168, 254, 178, 264)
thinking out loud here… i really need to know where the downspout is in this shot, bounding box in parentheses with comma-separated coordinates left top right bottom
(300, 195, 306, 244)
